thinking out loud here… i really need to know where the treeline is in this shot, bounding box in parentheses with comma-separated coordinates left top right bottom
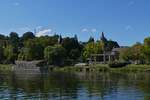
(0, 31, 149, 66)
(120, 37, 150, 64)
(0, 32, 120, 66)
(0, 32, 83, 66)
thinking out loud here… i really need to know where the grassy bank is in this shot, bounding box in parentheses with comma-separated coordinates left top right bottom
(49, 64, 150, 73)
(110, 64, 150, 72)
(0, 64, 14, 72)
(0, 64, 150, 73)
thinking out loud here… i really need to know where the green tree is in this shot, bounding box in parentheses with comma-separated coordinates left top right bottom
(22, 32, 35, 41)
(58, 35, 63, 44)
(83, 41, 103, 59)
(0, 34, 6, 39)
(34, 35, 58, 48)
(4, 45, 17, 63)
(62, 37, 74, 53)
(120, 42, 143, 64)
(9, 32, 20, 54)
(0, 34, 8, 48)
(19, 39, 44, 61)
(143, 37, 150, 63)
(120, 47, 132, 61)
(18, 48, 26, 60)
(88, 36, 94, 43)
(0, 46, 4, 63)
(69, 49, 80, 60)
(9, 32, 19, 47)
(44, 45, 66, 66)
(132, 42, 144, 63)
(62, 36, 81, 61)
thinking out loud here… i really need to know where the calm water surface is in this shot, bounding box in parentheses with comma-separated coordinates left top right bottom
(0, 71, 150, 100)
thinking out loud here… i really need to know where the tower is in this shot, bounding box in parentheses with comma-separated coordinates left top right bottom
(100, 32, 107, 42)
(100, 32, 107, 64)
(58, 34, 62, 44)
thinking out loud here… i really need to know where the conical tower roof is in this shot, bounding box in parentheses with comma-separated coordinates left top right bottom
(100, 32, 107, 42)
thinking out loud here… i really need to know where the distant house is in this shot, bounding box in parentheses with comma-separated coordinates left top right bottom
(88, 33, 128, 64)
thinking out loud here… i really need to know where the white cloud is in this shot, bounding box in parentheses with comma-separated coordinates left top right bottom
(81, 28, 97, 33)
(81, 28, 88, 32)
(0, 32, 7, 36)
(125, 25, 132, 31)
(91, 28, 97, 33)
(36, 29, 52, 37)
(36, 26, 42, 30)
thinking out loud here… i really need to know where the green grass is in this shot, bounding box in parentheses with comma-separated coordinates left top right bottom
(50, 64, 150, 73)
(0, 64, 149, 73)
(0, 64, 14, 71)
(49, 64, 110, 72)
(106, 64, 150, 72)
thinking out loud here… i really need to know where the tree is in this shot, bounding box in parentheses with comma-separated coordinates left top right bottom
(143, 37, 150, 63)
(0, 34, 6, 40)
(9, 32, 20, 54)
(73, 34, 80, 48)
(131, 42, 144, 63)
(18, 47, 26, 60)
(0, 34, 8, 48)
(74, 34, 78, 42)
(83, 41, 103, 59)
(21, 32, 35, 41)
(44, 45, 66, 66)
(62, 37, 74, 53)
(9, 32, 19, 46)
(19, 39, 44, 61)
(62, 37, 80, 54)
(34, 35, 59, 48)
(88, 36, 94, 43)
(58, 35, 63, 44)
(61, 36, 82, 62)
(0, 46, 4, 63)
(4, 45, 17, 63)
(120, 47, 132, 61)
(120, 42, 144, 64)
(69, 49, 80, 60)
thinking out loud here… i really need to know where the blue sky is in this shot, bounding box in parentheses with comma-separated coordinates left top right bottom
(0, 0, 150, 46)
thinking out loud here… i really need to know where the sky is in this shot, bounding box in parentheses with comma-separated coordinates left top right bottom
(0, 0, 150, 46)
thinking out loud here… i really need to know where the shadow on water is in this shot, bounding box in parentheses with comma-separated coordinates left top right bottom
(0, 69, 150, 99)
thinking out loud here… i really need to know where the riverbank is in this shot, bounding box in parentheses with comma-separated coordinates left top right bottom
(0, 64, 150, 73)
(0, 64, 14, 72)
(50, 64, 150, 73)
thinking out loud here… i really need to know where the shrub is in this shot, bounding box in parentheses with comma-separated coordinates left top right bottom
(109, 61, 128, 68)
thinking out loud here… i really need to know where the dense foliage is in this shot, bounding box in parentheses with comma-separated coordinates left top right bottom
(108, 61, 128, 68)
(0, 32, 84, 65)
(0, 32, 149, 65)
(120, 40, 150, 64)
(82, 41, 103, 60)
(44, 45, 66, 66)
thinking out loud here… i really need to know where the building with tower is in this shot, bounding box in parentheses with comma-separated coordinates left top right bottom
(88, 32, 128, 64)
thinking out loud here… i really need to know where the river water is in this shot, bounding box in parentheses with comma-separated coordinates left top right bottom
(0, 71, 150, 100)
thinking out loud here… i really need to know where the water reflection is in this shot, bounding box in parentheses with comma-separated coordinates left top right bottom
(0, 71, 150, 100)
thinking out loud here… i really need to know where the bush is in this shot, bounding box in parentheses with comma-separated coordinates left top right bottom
(109, 61, 128, 68)
(44, 45, 66, 66)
